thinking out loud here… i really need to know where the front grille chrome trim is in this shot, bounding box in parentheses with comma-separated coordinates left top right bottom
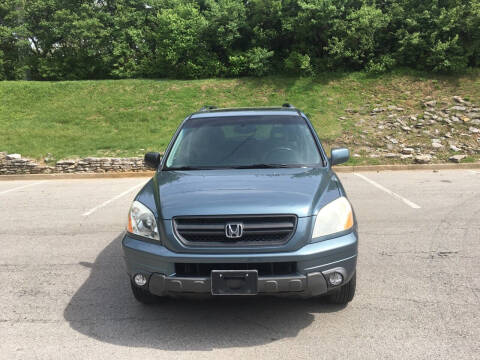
(172, 214, 297, 247)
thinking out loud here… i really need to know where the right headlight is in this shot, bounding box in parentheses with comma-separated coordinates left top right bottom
(312, 197, 354, 239)
(127, 200, 160, 241)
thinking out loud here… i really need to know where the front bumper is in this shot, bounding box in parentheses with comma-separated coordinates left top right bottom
(122, 231, 357, 297)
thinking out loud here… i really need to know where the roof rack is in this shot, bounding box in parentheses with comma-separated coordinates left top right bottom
(198, 105, 217, 112)
(283, 103, 303, 117)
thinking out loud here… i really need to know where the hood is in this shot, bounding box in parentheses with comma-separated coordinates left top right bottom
(155, 167, 339, 219)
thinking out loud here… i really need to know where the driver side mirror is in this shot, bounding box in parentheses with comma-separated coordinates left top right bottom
(144, 152, 161, 168)
(330, 148, 349, 166)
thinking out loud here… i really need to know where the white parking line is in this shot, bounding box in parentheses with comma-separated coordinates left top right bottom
(0, 181, 46, 196)
(468, 170, 480, 174)
(354, 173, 421, 209)
(82, 182, 146, 217)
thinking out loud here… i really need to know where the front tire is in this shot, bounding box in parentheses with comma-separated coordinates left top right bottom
(130, 281, 159, 304)
(326, 272, 356, 305)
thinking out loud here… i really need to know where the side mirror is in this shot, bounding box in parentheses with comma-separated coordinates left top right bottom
(144, 152, 161, 168)
(330, 148, 349, 166)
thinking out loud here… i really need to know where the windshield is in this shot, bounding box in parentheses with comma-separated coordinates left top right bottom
(165, 115, 322, 169)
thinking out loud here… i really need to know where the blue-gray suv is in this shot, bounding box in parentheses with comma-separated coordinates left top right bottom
(122, 104, 357, 305)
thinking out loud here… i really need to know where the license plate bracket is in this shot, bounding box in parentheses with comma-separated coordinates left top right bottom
(211, 270, 258, 295)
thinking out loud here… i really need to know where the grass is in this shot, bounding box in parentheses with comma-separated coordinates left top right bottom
(1, 69, 480, 164)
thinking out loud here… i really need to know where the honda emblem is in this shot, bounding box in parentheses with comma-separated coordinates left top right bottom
(225, 223, 243, 238)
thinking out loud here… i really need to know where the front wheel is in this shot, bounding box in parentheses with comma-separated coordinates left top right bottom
(325, 272, 356, 305)
(130, 281, 160, 304)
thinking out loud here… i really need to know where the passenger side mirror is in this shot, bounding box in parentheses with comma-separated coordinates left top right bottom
(330, 148, 349, 166)
(144, 152, 161, 168)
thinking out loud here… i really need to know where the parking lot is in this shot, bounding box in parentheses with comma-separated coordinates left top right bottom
(0, 169, 479, 359)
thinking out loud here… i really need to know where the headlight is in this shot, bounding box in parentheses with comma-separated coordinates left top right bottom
(312, 197, 354, 239)
(127, 200, 160, 241)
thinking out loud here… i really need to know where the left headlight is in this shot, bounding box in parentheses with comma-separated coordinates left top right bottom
(127, 200, 160, 241)
(312, 196, 354, 239)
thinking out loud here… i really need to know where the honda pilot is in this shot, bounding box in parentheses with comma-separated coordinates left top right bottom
(122, 104, 357, 305)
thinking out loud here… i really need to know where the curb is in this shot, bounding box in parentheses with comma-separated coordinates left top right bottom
(0, 163, 479, 181)
(332, 162, 480, 173)
(0, 171, 155, 181)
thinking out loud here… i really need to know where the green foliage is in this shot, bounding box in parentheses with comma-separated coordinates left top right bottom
(203, 0, 247, 56)
(0, 0, 27, 80)
(326, 4, 390, 69)
(391, 0, 478, 72)
(228, 47, 274, 76)
(0, 0, 479, 80)
(366, 55, 396, 74)
(145, 1, 220, 78)
(284, 51, 312, 75)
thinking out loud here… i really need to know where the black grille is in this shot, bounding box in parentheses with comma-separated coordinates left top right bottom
(175, 262, 297, 277)
(173, 215, 297, 246)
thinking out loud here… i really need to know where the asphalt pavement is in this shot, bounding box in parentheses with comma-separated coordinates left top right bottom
(0, 169, 479, 359)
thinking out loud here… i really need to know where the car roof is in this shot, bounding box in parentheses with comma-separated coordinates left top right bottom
(189, 106, 301, 119)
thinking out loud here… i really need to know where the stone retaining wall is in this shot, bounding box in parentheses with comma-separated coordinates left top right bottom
(0, 152, 150, 175)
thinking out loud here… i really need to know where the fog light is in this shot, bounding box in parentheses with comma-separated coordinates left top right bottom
(134, 273, 147, 287)
(327, 272, 343, 286)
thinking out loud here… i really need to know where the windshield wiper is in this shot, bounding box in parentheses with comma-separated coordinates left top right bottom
(164, 164, 305, 170)
(232, 164, 300, 169)
(163, 166, 213, 171)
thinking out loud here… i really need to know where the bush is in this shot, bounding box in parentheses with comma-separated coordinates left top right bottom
(326, 5, 390, 70)
(366, 55, 396, 74)
(0, 0, 479, 80)
(284, 51, 312, 75)
(228, 47, 274, 76)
